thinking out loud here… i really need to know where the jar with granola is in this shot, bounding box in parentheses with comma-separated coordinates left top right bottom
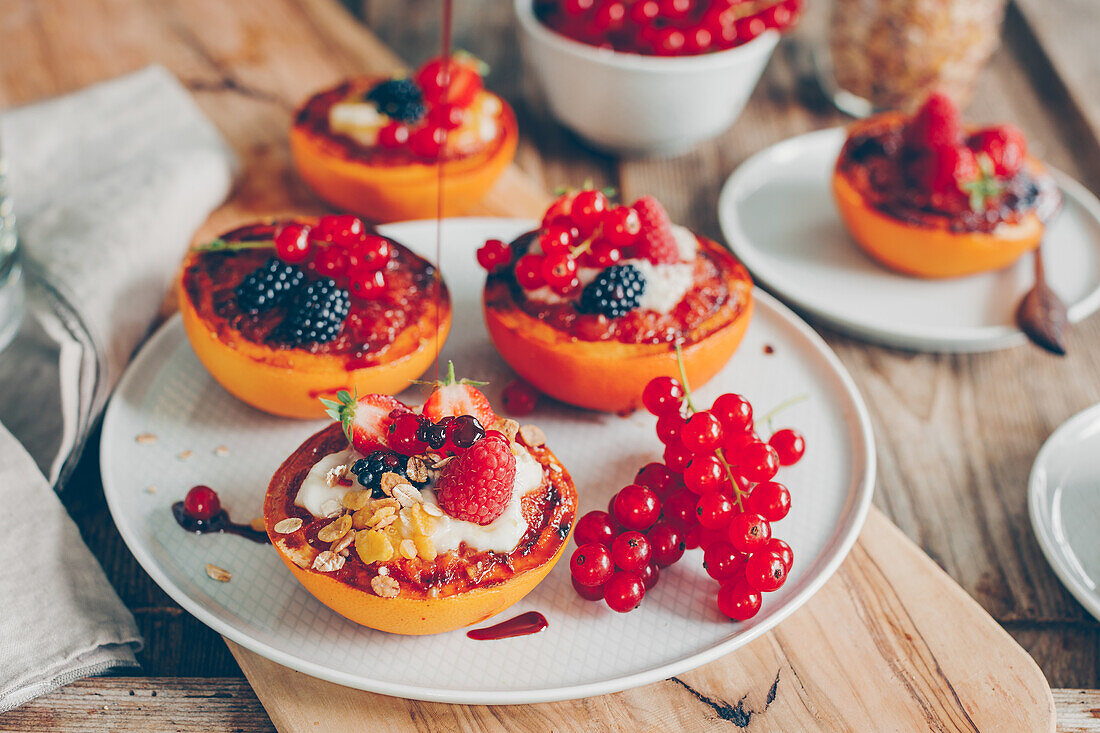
(826, 0, 1007, 115)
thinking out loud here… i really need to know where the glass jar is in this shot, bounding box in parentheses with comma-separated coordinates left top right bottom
(825, 0, 1007, 115)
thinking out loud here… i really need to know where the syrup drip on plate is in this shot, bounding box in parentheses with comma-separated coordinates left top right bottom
(172, 501, 270, 544)
(466, 611, 549, 640)
(432, 0, 454, 383)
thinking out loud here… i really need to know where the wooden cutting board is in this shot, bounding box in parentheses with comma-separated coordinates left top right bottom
(2, 0, 1052, 728)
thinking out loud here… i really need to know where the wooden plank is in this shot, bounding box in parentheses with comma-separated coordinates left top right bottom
(1053, 689, 1100, 733)
(0, 678, 274, 732)
(228, 510, 1055, 732)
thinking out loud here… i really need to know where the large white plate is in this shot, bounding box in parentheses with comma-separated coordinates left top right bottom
(100, 218, 874, 704)
(718, 128, 1100, 353)
(1029, 403, 1100, 623)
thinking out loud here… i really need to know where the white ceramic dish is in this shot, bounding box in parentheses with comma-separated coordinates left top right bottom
(514, 0, 778, 156)
(718, 127, 1100, 353)
(101, 218, 874, 704)
(1029, 403, 1100, 623)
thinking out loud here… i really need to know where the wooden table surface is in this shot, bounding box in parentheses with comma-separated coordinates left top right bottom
(3, 0, 1100, 729)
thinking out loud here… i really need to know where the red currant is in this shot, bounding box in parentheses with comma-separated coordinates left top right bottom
(711, 393, 753, 432)
(629, 0, 659, 24)
(703, 540, 746, 581)
(349, 269, 386, 300)
(502, 379, 539, 416)
(736, 441, 779, 483)
(683, 454, 724, 494)
(183, 485, 221, 520)
(661, 488, 699, 528)
(408, 124, 446, 159)
(541, 252, 578, 288)
(646, 523, 685, 566)
(590, 239, 623, 268)
(683, 25, 713, 54)
(572, 575, 605, 601)
(682, 411, 723, 452)
(727, 512, 771, 554)
(538, 223, 575, 256)
(427, 103, 466, 130)
(662, 441, 693, 474)
(377, 121, 409, 149)
(575, 510, 616, 546)
(601, 205, 641, 247)
(734, 15, 766, 43)
(762, 538, 793, 572)
(613, 484, 661, 531)
(604, 571, 645, 613)
(695, 491, 735, 530)
(684, 524, 725, 550)
(563, 0, 595, 15)
(657, 0, 692, 20)
(611, 530, 652, 572)
(745, 481, 791, 522)
(275, 224, 312, 263)
(639, 562, 660, 590)
(591, 0, 627, 33)
(745, 551, 788, 592)
(389, 412, 428, 455)
(347, 235, 391, 272)
(643, 376, 684, 417)
(760, 3, 792, 29)
(314, 246, 348, 277)
(717, 579, 762, 620)
(651, 27, 686, 55)
(769, 429, 805, 466)
(634, 462, 676, 498)
(570, 543, 614, 586)
(569, 189, 609, 232)
(551, 276, 581, 297)
(656, 413, 686, 445)
(476, 238, 511, 272)
(514, 254, 546, 290)
(321, 215, 365, 247)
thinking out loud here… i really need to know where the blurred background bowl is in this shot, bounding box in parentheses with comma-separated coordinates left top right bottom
(515, 0, 778, 157)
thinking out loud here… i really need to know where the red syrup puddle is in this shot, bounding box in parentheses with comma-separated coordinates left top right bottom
(172, 501, 270, 544)
(763, 344, 775, 354)
(466, 611, 548, 641)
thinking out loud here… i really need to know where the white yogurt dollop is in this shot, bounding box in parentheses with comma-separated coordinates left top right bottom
(294, 443, 545, 555)
(524, 224, 698, 314)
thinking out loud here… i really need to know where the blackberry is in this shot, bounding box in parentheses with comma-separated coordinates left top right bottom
(366, 78, 425, 124)
(234, 257, 305, 312)
(579, 264, 647, 319)
(350, 450, 425, 498)
(277, 278, 350, 346)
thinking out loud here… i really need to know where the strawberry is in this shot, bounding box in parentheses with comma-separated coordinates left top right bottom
(436, 433, 516, 524)
(905, 92, 961, 151)
(415, 52, 485, 108)
(421, 361, 498, 426)
(967, 124, 1027, 178)
(320, 390, 408, 454)
(631, 195, 680, 264)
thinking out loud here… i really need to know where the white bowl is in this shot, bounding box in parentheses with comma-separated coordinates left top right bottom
(515, 0, 779, 156)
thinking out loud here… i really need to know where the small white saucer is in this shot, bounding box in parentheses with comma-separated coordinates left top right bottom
(718, 128, 1100, 352)
(1029, 404, 1100, 622)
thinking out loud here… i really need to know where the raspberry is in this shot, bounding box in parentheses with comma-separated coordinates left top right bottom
(436, 434, 516, 525)
(631, 196, 680, 264)
(905, 92, 961, 151)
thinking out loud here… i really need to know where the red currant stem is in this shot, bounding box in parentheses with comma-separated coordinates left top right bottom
(714, 447, 746, 513)
(753, 393, 808, 434)
(569, 232, 599, 259)
(673, 344, 698, 414)
(191, 238, 274, 253)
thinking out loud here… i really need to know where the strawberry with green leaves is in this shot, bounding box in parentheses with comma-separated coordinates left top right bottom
(421, 361, 498, 426)
(321, 390, 408, 454)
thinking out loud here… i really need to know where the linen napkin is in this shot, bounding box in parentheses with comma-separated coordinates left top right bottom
(0, 65, 237, 711)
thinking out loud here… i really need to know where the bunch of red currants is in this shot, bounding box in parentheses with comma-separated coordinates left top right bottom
(272, 215, 393, 301)
(569, 369, 805, 619)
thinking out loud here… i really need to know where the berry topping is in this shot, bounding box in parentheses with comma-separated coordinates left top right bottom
(347, 235, 392, 273)
(365, 78, 425, 123)
(421, 361, 498, 426)
(275, 223, 313, 263)
(388, 411, 429, 455)
(477, 238, 512, 272)
(603, 571, 645, 612)
(968, 124, 1027, 178)
(436, 432, 516, 525)
(448, 414, 487, 450)
(183, 485, 221, 520)
(277, 278, 351, 345)
(570, 543, 614, 587)
(415, 54, 486, 107)
(904, 92, 961, 151)
(579, 263, 646, 318)
(320, 391, 408, 454)
(502, 379, 540, 416)
(631, 195, 681, 264)
(234, 257, 305, 313)
(350, 449, 424, 498)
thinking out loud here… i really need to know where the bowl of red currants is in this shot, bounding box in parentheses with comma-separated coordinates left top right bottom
(516, 0, 802, 156)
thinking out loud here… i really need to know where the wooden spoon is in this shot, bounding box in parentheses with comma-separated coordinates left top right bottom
(1016, 244, 1068, 355)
